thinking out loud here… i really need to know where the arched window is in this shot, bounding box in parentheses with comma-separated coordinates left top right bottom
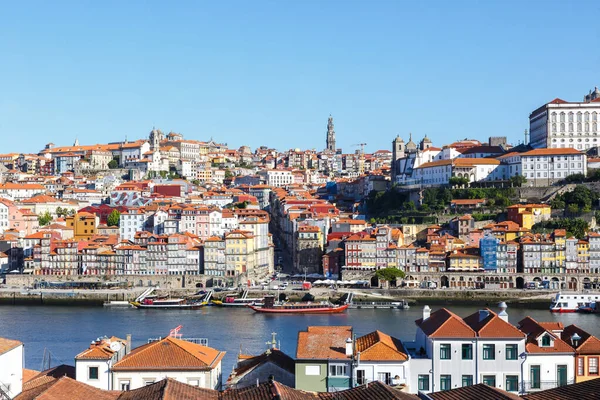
(551, 113, 557, 122)
(569, 123, 574, 132)
(569, 112, 574, 122)
(552, 123, 557, 132)
(586, 123, 590, 132)
(560, 113, 565, 123)
(578, 122, 582, 132)
(560, 123, 565, 132)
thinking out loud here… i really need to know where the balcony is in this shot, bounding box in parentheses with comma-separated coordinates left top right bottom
(521, 380, 574, 393)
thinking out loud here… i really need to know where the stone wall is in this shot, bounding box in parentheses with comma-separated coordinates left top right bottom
(5, 274, 209, 289)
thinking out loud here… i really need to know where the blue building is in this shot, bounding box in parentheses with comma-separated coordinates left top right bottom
(479, 234, 499, 271)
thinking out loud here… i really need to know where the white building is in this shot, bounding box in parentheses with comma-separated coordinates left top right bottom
(119, 207, 149, 241)
(520, 148, 586, 186)
(529, 87, 600, 149)
(258, 169, 293, 187)
(498, 152, 523, 179)
(110, 336, 225, 391)
(413, 158, 504, 186)
(517, 317, 575, 393)
(0, 337, 24, 398)
(74, 336, 129, 390)
(353, 330, 409, 388)
(0, 183, 46, 201)
(407, 305, 526, 395)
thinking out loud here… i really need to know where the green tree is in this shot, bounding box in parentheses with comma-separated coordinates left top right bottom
(55, 206, 64, 218)
(565, 173, 586, 183)
(375, 268, 406, 283)
(224, 169, 234, 179)
(107, 209, 121, 227)
(38, 211, 53, 226)
(510, 175, 527, 187)
(449, 176, 469, 187)
(108, 159, 118, 169)
(567, 203, 580, 214)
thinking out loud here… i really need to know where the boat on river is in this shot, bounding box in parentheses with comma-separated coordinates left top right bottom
(247, 295, 348, 314)
(130, 288, 212, 309)
(550, 292, 600, 313)
(212, 290, 263, 307)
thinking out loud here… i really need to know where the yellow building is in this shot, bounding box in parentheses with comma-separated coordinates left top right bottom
(507, 203, 551, 230)
(224, 230, 256, 275)
(65, 211, 98, 241)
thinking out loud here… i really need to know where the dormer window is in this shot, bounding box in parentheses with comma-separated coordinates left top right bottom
(541, 334, 551, 347)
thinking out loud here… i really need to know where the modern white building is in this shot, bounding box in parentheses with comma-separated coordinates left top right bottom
(406, 305, 526, 395)
(110, 336, 225, 391)
(119, 207, 149, 241)
(258, 169, 293, 187)
(0, 337, 24, 398)
(529, 87, 600, 149)
(519, 148, 586, 186)
(517, 317, 575, 393)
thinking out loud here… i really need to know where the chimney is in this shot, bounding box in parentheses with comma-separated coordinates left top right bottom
(422, 305, 431, 321)
(498, 302, 508, 322)
(345, 338, 353, 357)
(571, 333, 582, 347)
(479, 309, 490, 322)
(126, 334, 132, 354)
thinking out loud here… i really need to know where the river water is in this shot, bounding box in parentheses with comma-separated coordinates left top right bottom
(1, 304, 598, 377)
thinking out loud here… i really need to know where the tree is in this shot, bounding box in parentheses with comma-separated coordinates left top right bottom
(38, 211, 53, 226)
(224, 169, 234, 179)
(375, 268, 406, 283)
(510, 175, 527, 187)
(108, 159, 118, 169)
(449, 176, 469, 187)
(107, 209, 121, 227)
(55, 206, 65, 218)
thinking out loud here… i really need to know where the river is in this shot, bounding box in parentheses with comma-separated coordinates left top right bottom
(0, 304, 597, 379)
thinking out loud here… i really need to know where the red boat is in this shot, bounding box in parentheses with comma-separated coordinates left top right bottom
(248, 296, 348, 314)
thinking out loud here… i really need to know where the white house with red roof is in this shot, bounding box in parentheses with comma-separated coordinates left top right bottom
(407, 304, 526, 395)
(0, 337, 24, 398)
(75, 335, 129, 390)
(519, 148, 586, 186)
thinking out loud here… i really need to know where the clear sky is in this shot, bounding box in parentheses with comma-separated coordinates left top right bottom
(1, 0, 599, 154)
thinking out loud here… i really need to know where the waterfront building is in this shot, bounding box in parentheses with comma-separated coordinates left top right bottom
(110, 336, 225, 391)
(529, 87, 600, 150)
(295, 326, 353, 392)
(480, 234, 499, 271)
(294, 225, 323, 274)
(0, 337, 24, 399)
(517, 317, 575, 392)
(407, 305, 526, 395)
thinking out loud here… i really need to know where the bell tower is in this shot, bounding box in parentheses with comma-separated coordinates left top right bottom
(326, 115, 336, 152)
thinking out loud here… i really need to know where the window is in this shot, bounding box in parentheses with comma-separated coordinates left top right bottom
(418, 375, 430, 391)
(356, 370, 366, 385)
(187, 379, 200, 387)
(541, 335, 551, 347)
(530, 365, 541, 389)
(578, 357, 585, 376)
(462, 375, 473, 387)
(462, 343, 473, 360)
(440, 375, 451, 391)
(88, 366, 99, 380)
(482, 375, 496, 386)
(144, 380, 155, 386)
(483, 344, 495, 360)
(119, 381, 131, 391)
(377, 372, 392, 385)
(329, 364, 348, 377)
(440, 344, 451, 360)
(506, 344, 518, 360)
(506, 375, 519, 392)
(589, 357, 599, 375)
(305, 365, 320, 376)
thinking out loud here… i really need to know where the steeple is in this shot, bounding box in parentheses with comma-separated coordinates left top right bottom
(326, 115, 336, 152)
(73, 137, 79, 147)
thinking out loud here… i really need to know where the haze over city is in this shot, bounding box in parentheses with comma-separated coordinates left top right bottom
(2, 0, 599, 153)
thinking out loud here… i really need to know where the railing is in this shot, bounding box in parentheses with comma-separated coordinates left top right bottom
(522, 379, 574, 392)
(0, 381, 11, 400)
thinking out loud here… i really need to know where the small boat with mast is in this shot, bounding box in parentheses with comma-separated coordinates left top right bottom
(247, 295, 349, 314)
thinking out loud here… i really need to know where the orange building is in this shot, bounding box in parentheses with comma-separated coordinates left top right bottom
(65, 212, 98, 241)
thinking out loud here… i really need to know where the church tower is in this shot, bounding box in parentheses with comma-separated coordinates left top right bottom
(326, 115, 336, 152)
(149, 128, 163, 152)
(392, 135, 405, 180)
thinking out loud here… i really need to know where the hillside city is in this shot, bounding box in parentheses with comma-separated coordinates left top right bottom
(4, 88, 600, 400)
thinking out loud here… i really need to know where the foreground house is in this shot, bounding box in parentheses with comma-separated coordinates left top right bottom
(561, 324, 600, 383)
(226, 347, 295, 389)
(354, 330, 410, 387)
(0, 337, 24, 399)
(110, 336, 225, 391)
(74, 335, 129, 390)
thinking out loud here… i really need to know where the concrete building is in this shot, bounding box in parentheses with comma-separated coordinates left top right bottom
(520, 148, 586, 186)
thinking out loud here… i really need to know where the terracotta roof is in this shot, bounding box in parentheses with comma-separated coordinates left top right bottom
(111, 336, 225, 371)
(561, 324, 600, 355)
(523, 378, 600, 400)
(296, 326, 352, 360)
(355, 330, 408, 361)
(462, 309, 525, 339)
(521, 148, 583, 156)
(16, 376, 118, 400)
(518, 317, 575, 354)
(0, 337, 22, 355)
(22, 368, 40, 384)
(428, 383, 522, 400)
(117, 378, 217, 400)
(415, 308, 476, 338)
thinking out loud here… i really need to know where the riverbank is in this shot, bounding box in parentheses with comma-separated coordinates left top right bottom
(0, 286, 555, 308)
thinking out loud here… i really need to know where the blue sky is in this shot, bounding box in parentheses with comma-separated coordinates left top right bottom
(1, 0, 599, 154)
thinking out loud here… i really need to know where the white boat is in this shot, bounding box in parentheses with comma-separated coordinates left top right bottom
(550, 292, 600, 313)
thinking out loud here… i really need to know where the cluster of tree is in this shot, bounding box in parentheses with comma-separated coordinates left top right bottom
(55, 207, 75, 218)
(471, 213, 498, 222)
(550, 186, 600, 214)
(531, 218, 589, 239)
(38, 211, 53, 226)
(563, 171, 600, 184)
(375, 267, 406, 283)
(224, 169, 234, 179)
(108, 159, 119, 169)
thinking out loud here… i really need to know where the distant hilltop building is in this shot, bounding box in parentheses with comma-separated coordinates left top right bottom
(529, 86, 600, 150)
(326, 115, 336, 152)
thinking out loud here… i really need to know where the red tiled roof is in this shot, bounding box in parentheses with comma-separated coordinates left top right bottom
(355, 331, 408, 361)
(296, 326, 352, 360)
(415, 308, 476, 338)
